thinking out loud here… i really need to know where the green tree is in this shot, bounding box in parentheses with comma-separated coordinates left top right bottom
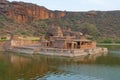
(101, 38, 113, 43)
(78, 22, 99, 37)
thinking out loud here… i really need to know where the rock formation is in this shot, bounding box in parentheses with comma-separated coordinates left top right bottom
(0, 1, 66, 23)
(0, 0, 7, 4)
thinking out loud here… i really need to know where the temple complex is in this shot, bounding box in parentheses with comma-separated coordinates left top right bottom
(40, 26, 96, 49)
(4, 26, 107, 57)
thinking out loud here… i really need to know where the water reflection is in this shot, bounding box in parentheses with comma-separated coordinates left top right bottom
(9, 54, 63, 80)
(0, 49, 120, 80)
(0, 52, 64, 80)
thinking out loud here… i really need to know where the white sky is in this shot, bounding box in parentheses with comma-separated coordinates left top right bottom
(8, 0, 120, 11)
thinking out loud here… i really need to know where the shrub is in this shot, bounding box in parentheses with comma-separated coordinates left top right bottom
(101, 38, 113, 43)
(0, 36, 7, 41)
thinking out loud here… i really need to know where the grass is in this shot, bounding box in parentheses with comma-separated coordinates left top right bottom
(31, 37, 40, 41)
(22, 37, 40, 41)
(0, 39, 8, 42)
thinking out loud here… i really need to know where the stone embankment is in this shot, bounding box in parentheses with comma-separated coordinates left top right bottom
(10, 46, 108, 57)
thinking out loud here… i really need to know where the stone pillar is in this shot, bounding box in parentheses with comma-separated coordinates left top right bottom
(71, 43, 74, 49)
(74, 43, 77, 49)
(64, 43, 67, 49)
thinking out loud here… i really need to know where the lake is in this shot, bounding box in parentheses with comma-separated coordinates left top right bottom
(0, 45, 120, 80)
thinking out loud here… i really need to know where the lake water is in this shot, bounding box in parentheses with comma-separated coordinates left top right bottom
(0, 45, 120, 80)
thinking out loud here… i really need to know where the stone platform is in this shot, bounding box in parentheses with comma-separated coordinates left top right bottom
(9, 46, 108, 57)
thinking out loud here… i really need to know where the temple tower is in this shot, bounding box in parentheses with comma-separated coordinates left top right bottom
(57, 27, 63, 37)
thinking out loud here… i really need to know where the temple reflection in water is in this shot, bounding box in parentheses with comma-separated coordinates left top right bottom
(0, 52, 108, 80)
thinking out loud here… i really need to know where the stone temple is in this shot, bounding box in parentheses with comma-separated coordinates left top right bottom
(40, 26, 96, 49)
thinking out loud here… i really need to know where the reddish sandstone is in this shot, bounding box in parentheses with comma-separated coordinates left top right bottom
(9, 2, 66, 23)
(0, 1, 66, 23)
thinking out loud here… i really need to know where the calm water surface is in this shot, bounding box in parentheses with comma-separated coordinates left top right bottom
(0, 45, 120, 80)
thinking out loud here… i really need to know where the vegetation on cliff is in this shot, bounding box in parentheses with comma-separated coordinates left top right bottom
(41, 11, 120, 42)
(0, 1, 120, 43)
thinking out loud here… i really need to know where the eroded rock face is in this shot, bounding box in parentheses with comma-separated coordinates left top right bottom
(0, 1, 66, 23)
(0, 0, 7, 4)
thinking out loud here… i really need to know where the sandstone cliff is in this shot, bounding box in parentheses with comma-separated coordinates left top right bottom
(0, 1, 66, 23)
(0, 0, 120, 42)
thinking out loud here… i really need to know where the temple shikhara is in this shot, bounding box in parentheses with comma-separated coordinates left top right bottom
(40, 26, 96, 49)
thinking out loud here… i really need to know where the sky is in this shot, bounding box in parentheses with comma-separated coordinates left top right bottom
(8, 0, 120, 11)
